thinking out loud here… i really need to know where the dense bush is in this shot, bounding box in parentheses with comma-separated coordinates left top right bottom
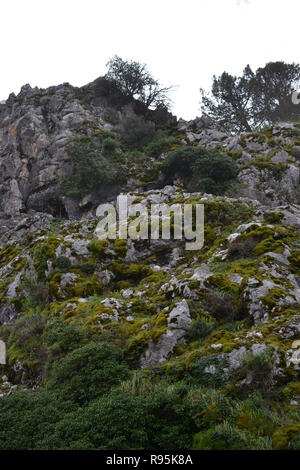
(187, 317, 216, 340)
(118, 114, 156, 147)
(46, 342, 130, 404)
(162, 146, 237, 193)
(141, 382, 195, 449)
(62, 138, 125, 198)
(106, 55, 172, 111)
(43, 390, 149, 450)
(102, 137, 119, 155)
(144, 133, 177, 158)
(89, 76, 131, 107)
(0, 390, 77, 450)
(205, 289, 246, 322)
(234, 349, 276, 397)
(193, 421, 249, 450)
(1, 313, 47, 382)
(0, 368, 296, 450)
(187, 355, 230, 387)
(0, 367, 191, 449)
(0, 379, 194, 450)
(23, 381, 194, 450)
(55, 255, 72, 271)
(43, 319, 86, 361)
(227, 237, 258, 259)
(23, 276, 49, 310)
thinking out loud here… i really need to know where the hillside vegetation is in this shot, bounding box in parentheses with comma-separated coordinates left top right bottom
(0, 71, 299, 450)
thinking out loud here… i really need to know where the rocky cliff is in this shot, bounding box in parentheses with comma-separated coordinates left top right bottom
(0, 79, 299, 450)
(0, 79, 175, 222)
(1, 80, 299, 224)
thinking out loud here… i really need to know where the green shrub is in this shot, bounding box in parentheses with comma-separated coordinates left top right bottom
(0, 379, 194, 450)
(62, 138, 125, 198)
(33, 242, 56, 280)
(102, 137, 119, 154)
(187, 355, 230, 387)
(119, 114, 155, 147)
(235, 348, 275, 396)
(88, 239, 108, 256)
(0, 371, 293, 450)
(39, 390, 149, 450)
(43, 319, 86, 361)
(272, 423, 300, 450)
(141, 382, 195, 449)
(111, 261, 151, 282)
(23, 277, 49, 310)
(55, 256, 71, 271)
(0, 390, 77, 450)
(162, 146, 237, 194)
(40, 381, 194, 450)
(187, 317, 216, 340)
(145, 134, 176, 158)
(193, 421, 249, 450)
(205, 289, 246, 322)
(46, 342, 130, 404)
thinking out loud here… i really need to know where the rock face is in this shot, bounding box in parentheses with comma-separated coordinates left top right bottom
(0, 83, 85, 218)
(141, 300, 191, 367)
(190, 264, 213, 285)
(0, 79, 173, 221)
(180, 118, 300, 206)
(1, 79, 299, 226)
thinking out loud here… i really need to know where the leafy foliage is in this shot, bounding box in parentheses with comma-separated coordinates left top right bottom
(55, 256, 72, 271)
(106, 55, 172, 110)
(43, 319, 86, 360)
(1, 366, 295, 450)
(118, 113, 156, 147)
(187, 317, 216, 340)
(201, 61, 300, 132)
(0, 390, 77, 450)
(102, 137, 119, 155)
(144, 133, 177, 158)
(162, 146, 237, 193)
(46, 342, 130, 404)
(62, 138, 125, 198)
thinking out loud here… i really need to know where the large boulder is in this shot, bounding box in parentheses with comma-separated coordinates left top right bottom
(141, 299, 191, 367)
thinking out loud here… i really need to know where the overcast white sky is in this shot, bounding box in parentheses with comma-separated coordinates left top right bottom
(0, 0, 299, 119)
